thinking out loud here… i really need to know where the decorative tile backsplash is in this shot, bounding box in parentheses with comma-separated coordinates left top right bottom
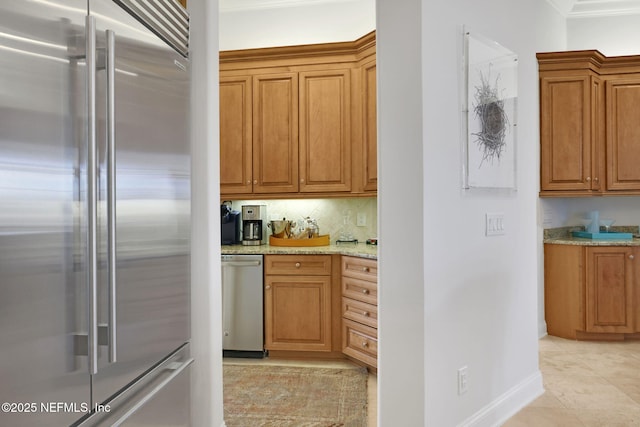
(226, 197, 378, 243)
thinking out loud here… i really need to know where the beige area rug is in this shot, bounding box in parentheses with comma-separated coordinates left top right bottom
(223, 363, 368, 427)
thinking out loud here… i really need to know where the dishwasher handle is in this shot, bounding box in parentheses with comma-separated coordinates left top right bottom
(221, 260, 262, 268)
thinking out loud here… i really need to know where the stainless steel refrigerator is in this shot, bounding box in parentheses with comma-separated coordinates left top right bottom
(0, 1, 192, 425)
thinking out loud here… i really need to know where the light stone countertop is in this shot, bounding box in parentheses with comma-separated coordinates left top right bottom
(543, 236, 640, 247)
(221, 242, 378, 260)
(543, 225, 640, 247)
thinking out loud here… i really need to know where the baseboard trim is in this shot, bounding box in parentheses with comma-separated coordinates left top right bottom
(456, 370, 544, 427)
(538, 320, 548, 339)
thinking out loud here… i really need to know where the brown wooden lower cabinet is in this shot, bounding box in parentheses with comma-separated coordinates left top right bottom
(545, 243, 640, 340)
(263, 254, 342, 355)
(343, 318, 377, 367)
(262, 254, 379, 365)
(341, 256, 378, 368)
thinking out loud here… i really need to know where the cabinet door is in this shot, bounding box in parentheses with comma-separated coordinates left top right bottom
(220, 76, 253, 194)
(585, 247, 635, 333)
(252, 73, 299, 193)
(606, 77, 640, 191)
(264, 275, 332, 351)
(539, 74, 603, 192)
(361, 58, 377, 192)
(299, 69, 351, 192)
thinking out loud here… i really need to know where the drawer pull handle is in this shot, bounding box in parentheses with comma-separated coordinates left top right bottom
(362, 289, 369, 295)
(363, 311, 370, 317)
(362, 341, 368, 348)
(295, 262, 301, 268)
(265, 285, 271, 290)
(362, 267, 369, 272)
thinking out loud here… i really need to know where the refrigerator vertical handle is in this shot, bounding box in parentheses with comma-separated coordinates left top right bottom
(86, 15, 99, 375)
(106, 29, 117, 364)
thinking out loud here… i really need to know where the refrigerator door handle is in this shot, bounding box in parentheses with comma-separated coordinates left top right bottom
(106, 28, 117, 364)
(86, 14, 99, 376)
(111, 358, 194, 426)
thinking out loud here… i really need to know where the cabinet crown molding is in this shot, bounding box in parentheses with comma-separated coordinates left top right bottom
(537, 50, 640, 74)
(220, 30, 375, 65)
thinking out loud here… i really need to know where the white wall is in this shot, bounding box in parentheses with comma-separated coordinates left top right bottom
(189, 0, 224, 425)
(219, 0, 375, 50)
(417, 0, 565, 424)
(376, 0, 425, 424)
(567, 14, 640, 56)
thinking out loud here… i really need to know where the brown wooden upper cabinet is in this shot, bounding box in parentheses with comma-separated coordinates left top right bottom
(538, 51, 640, 197)
(219, 31, 377, 199)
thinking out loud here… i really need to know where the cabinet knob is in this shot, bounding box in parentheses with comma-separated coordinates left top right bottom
(363, 311, 370, 317)
(295, 262, 301, 268)
(246, 180, 251, 185)
(594, 177, 599, 182)
(300, 178, 305, 183)
(362, 341, 368, 348)
(253, 180, 258, 185)
(586, 177, 591, 182)
(630, 255, 635, 260)
(265, 285, 271, 290)
(362, 267, 369, 272)
(362, 289, 369, 295)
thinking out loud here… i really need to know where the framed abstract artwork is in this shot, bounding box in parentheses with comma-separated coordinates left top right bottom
(462, 28, 518, 190)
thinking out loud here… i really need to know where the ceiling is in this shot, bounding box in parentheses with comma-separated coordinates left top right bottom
(219, 0, 640, 16)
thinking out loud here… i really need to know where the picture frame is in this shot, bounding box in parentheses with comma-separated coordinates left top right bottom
(461, 27, 518, 190)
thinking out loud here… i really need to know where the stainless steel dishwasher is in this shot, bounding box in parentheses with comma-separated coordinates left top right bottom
(221, 254, 265, 357)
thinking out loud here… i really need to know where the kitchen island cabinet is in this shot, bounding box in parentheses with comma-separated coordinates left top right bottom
(538, 50, 640, 197)
(544, 243, 640, 340)
(220, 31, 376, 199)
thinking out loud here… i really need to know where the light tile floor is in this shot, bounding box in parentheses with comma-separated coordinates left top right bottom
(504, 335, 640, 426)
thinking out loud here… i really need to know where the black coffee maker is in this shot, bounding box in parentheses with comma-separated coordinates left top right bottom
(221, 203, 241, 245)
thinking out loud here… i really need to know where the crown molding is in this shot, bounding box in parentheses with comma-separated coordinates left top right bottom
(546, 0, 576, 16)
(569, 0, 640, 17)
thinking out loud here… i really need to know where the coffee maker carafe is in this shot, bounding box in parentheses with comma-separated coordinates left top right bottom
(241, 205, 267, 246)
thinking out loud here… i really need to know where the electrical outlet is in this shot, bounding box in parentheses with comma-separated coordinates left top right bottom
(485, 213, 505, 236)
(356, 212, 367, 227)
(458, 366, 468, 395)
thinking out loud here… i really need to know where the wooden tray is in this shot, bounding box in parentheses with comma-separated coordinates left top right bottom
(269, 234, 330, 247)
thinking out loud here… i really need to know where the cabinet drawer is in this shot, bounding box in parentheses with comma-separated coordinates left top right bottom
(342, 256, 377, 281)
(342, 319, 377, 368)
(265, 255, 331, 275)
(342, 297, 377, 329)
(342, 276, 377, 305)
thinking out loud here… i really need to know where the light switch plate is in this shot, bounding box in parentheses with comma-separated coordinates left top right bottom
(486, 213, 505, 236)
